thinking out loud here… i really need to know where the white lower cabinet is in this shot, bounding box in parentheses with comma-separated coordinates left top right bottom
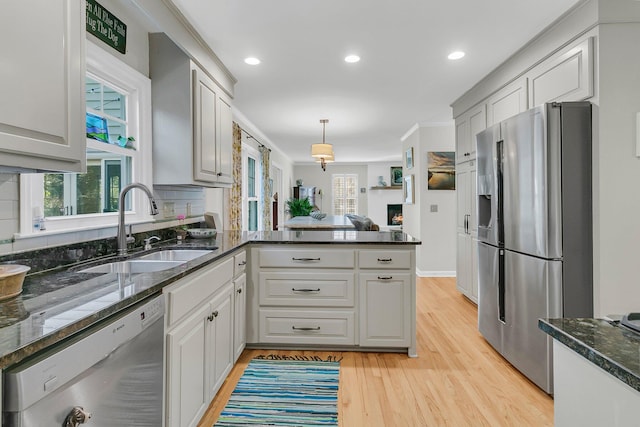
(164, 256, 235, 427)
(166, 302, 210, 427)
(249, 245, 417, 355)
(359, 273, 411, 347)
(233, 273, 246, 362)
(259, 309, 355, 345)
(233, 251, 247, 362)
(207, 285, 234, 399)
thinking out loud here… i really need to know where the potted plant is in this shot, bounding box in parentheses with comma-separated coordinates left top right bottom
(285, 197, 313, 217)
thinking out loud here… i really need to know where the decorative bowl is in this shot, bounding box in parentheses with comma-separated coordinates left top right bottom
(310, 211, 327, 220)
(186, 228, 217, 239)
(0, 264, 30, 301)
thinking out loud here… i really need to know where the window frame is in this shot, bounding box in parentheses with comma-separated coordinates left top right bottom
(242, 144, 262, 231)
(18, 42, 153, 237)
(331, 173, 358, 216)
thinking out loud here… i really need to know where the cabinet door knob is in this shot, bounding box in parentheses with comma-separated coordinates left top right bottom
(237, 288, 242, 294)
(238, 261, 246, 266)
(377, 276, 393, 280)
(213, 310, 219, 318)
(207, 314, 214, 322)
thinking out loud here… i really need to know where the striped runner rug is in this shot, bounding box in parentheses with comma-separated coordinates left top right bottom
(214, 358, 340, 426)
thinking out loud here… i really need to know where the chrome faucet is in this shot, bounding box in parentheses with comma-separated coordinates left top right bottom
(117, 183, 159, 256)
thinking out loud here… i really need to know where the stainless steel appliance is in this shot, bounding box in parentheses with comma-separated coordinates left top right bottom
(3, 294, 165, 426)
(476, 102, 593, 394)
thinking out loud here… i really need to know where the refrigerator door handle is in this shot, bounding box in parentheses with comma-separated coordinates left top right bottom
(498, 249, 505, 323)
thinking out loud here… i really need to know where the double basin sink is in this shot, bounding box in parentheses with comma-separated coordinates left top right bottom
(78, 249, 214, 275)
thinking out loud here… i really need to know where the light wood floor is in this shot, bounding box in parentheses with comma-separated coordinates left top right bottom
(198, 277, 553, 426)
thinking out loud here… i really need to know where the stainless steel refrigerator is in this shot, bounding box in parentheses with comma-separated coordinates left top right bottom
(476, 102, 593, 394)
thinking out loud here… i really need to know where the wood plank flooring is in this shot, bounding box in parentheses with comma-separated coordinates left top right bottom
(197, 277, 553, 426)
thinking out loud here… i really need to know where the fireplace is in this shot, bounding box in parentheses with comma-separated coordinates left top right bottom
(387, 204, 403, 226)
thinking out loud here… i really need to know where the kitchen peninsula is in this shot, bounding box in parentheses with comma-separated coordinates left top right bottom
(0, 229, 418, 425)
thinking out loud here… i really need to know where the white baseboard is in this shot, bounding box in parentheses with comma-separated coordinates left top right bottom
(416, 269, 456, 277)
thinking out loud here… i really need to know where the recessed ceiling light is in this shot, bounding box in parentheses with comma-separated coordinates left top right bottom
(448, 51, 465, 60)
(344, 55, 360, 63)
(244, 57, 261, 65)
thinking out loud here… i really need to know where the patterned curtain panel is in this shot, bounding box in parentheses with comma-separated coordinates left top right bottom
(229, 122, 242, 231)
(260, 145, 271, 231)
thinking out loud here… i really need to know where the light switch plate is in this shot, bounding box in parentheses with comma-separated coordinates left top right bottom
(430, 204, 438, 212)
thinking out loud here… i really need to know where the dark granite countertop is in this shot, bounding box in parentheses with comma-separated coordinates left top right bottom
(0, 229, 420, 369)
(539, 318, 640, 392)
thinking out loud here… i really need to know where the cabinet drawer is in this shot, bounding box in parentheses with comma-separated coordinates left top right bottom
(259, 309, 355, 345)
(359, 250, 412, 269)
(259, 272, 355, 307)
(234, 250, 246, 277)
(165, 258, 234, 327)
(259, 249, 354, 268)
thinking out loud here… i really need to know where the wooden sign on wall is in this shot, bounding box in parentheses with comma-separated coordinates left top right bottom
(86, 0, 127, 54)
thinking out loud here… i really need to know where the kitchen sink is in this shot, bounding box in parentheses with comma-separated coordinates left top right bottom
(133, 249, 214, 262)
(78, 260, 186, 274)
(77, 249, 215, 275)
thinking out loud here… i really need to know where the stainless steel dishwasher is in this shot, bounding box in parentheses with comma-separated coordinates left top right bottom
(3, 294, 165, 427)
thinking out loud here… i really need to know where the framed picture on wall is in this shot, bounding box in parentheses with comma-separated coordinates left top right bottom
(405, 147, 414, 169)
(427, 151, 456, 190)
(390, 166, 403, 186)
(403, 174, 414, 204)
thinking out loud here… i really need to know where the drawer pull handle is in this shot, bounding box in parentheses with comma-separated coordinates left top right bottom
(292, 257, 321, 261)
(378, 276, 393, 280)
(292, 288, 321, 292)
(238, 261, 247, 266)
(377, 258, 393, 263)
(292, 326, 321, 331)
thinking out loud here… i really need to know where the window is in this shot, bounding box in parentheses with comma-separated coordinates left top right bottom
(20, 42, 152, 235)
(332, 174, 358, 215)
(242, 145, 262, 231)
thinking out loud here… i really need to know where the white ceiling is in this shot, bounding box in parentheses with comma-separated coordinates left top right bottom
(171, 0, 582, 163)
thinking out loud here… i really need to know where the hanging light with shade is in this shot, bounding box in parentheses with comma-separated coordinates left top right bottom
(311, 119, 334, 171)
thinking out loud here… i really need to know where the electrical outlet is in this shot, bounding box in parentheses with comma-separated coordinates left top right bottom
(430, 204, 438, 213)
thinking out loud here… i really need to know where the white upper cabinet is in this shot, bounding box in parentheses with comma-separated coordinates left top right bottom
(486, 77, 528, 126)
(0, 1, 86, 173)
(150, 32, 233, 187)
(455, 104, 486, 163)
(527, 37, 594, 107)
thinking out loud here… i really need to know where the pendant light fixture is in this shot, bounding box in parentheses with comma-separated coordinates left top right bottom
(311, 119, 334, 171)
